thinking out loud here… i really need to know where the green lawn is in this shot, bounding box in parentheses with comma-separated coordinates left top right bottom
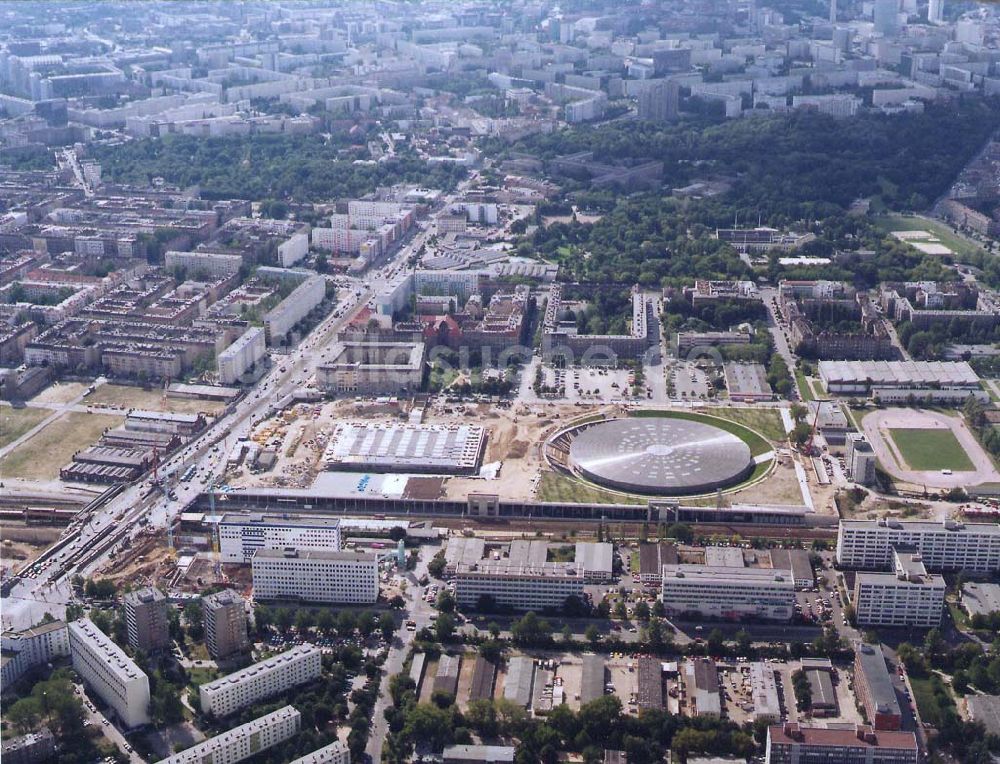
(795, 370, 815, 402)
(701, 407, 786, 442)
(874, 213, 988, 261)
(910, 675, 956, 727)
(0, 405, 51, 449)
(631, 409, 773, 456)
(888, 428, 974, 472)
(536, 471, 645, 505)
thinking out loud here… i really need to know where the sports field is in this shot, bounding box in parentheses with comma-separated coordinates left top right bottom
(888, 428, 974, 472)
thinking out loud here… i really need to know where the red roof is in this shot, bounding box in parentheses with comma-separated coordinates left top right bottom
(768, 724, 917, 750)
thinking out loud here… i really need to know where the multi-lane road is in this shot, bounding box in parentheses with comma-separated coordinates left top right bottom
(1, 175, 478, 627)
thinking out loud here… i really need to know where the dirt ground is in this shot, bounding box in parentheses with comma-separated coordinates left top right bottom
(862, 408, 999, 491)
(0, 405, 52, 449)
(0, 535, 53, 574)
(0, 411, 124, 480)
(29, 381, 87, 406)
(85, 384, 226, 415)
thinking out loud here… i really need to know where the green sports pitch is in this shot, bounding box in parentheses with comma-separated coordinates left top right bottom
(888, 428, 974, 472)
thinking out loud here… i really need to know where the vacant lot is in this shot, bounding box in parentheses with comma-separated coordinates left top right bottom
(0, 406, 51, 449)
(889, 428, 974, 472)
(86, 384, 225, 415)
(0, 412, 123, 479)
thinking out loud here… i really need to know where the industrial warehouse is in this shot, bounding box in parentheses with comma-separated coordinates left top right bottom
(322, 422, 488, 474)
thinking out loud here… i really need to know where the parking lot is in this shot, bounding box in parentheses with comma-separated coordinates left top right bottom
(538, 365, 637, 402)
(670, 361, 713, 400)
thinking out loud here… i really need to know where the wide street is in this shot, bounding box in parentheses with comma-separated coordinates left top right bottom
(1, 172, 480, 630)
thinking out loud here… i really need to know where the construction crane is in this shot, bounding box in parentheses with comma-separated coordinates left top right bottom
(804, 398, 830, 456)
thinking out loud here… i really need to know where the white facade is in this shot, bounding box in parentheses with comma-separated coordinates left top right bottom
(661, 566, 795, 621)
(199, 644, 321, 717)
(219, 513, 342, 563)
(159, 706, 300, 764)
(252, 549, 379, 604)
(837, 519, 1000, 573)
(264, 275, 325, 342)
(68, 619, 150, 729)
(853, 553, 945, 628)
(0, 620, 70, 687)
(289, 741, 351, 764)
(278, 233, 309, 267)
(165, 250, 243, 277)
(218, 328, 266, 385)
(454, 561, 585, 611)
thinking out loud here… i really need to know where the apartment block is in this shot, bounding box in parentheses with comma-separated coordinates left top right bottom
(218, 327, 266, 384)
(199, 644, 321, 717)
(852, 551, 945, 628)
(218, 513, 342, 563)
(661, 565, 795, 621)
(766, 723, 918, 764)
(251, 549, 379, 604)
(202, 589, 250, 659)
(0, 620, 70, 687)
(122, 587, 171, 652)
(837, 518, 1000, 573)
(159, 706, 301, 764)
(165, 250, 243, 277)
(68, 618, 150, 728)
(454, 561, 585, 611)
(288, 741, 351, 764)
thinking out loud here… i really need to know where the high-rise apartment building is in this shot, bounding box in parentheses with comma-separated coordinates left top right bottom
(123, 587, 171, 652)
(202, 589, 250, 660)
(836, 519, 1000, 573)
(199, 645, 322, 717)
(638, 80, 679, 122)
(845, 433, 877, 486)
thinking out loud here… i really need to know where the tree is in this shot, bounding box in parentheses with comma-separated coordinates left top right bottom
(295, 608, 315, 632)
(707, 628, 726, 655)
(634, 601, 650, 621)
(435, 613, 456, 642)
(511, 611, 551, 645)
(613, 601, 628, 620)
(403, 703, 455, 750)
(667, 523, 694, 544)
(651, 600, 666, 618)
(585, 624, 601, 646)
(735, 629, 753, 656)
(428, 551, 447, 579)
(275, 607, 294, 633)
(7, 696, 43, 735)
(437, 590, 456, 613)
(378, 612, 396, 641)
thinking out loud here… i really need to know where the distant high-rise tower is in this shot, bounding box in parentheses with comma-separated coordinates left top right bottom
(873, 0, 900, 36)
(928, 0, 944, 23)
(830, 0, 837, 23)
(638, 80, 680, 122)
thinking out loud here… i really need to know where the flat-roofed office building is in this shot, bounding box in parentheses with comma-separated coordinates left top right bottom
(661, 565, 795, 621)
(252, 549, 379, 604)
(219, 513, 342, 563)
(837, 518, 1000, 573)
(454, 561, 585, 611)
